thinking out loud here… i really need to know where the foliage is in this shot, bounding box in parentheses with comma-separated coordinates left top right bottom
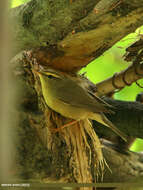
(11, 0, 30, 7)
(81, 27, 143, 152)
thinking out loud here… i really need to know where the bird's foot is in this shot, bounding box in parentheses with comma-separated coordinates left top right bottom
(51, 120, 78, 133)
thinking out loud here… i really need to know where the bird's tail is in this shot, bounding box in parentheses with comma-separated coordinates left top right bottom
(101, 113, 127, 142)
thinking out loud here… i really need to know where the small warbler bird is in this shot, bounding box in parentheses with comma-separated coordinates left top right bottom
(33, 68, 127, 141)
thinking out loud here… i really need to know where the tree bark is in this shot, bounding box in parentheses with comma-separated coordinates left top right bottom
(11, 52, 143, 185)
(9, 0, 143, 187)
(10, 0, 143, 71)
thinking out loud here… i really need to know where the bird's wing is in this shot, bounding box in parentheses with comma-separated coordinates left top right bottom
(87, 90, 114, 114)
(55, 78, 111, 113)
(101, 113, 127, 142)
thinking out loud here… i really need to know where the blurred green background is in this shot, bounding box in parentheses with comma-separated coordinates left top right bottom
(11, 0, 143, 152)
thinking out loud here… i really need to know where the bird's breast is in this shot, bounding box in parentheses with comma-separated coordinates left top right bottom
(42, 87, 88, 120)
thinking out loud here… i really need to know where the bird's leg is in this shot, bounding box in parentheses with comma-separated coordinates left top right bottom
(52, 120, 79, 133)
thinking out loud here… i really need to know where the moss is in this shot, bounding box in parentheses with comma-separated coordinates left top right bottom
(22, 0, 37, 27)
(111, 2, 136, 17)
(16, 113, 53, 179)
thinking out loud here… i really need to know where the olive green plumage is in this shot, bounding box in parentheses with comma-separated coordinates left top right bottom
(34, 68, 126, 141)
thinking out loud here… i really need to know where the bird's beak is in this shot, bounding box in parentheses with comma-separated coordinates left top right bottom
(32, 69, 50, 78)
(32, 69, 42, 76)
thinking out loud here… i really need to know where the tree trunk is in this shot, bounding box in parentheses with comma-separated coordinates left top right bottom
(7, 0, 143, 189)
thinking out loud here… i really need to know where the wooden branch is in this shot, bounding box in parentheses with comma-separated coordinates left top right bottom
(101, 141, 143, 183)
(95, 62, 143, 96)
(86, 39, 143, 96)
(11, 51, 143, 184)
(10, 0, 143, 184)
(94, 97, 143, 139)
(14, 105, 143, 184)
(14, 51, 143, 140)
(10, 0, 99, 56)
(10, 0, 143, 71)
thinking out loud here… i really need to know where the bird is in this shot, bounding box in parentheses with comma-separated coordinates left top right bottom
(32, 68, 127, 141)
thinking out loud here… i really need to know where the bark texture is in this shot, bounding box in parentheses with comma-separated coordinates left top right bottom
(9, 0, 143, 188)
(10, 0, 143, 71)
(11, 51, 143, 186)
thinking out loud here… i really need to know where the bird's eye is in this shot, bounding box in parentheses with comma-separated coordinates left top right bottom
(47, 74, 55, 79)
